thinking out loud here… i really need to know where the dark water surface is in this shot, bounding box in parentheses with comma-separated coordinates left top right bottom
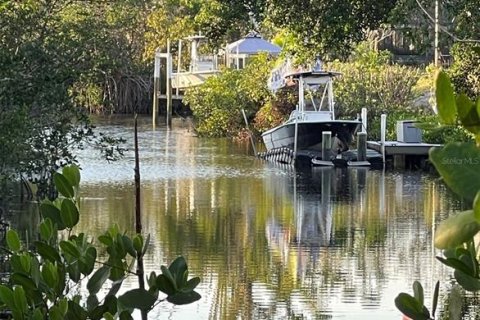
(71, 116, 460, 319)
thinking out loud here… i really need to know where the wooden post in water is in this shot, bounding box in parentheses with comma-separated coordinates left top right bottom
(322, 131, 332, 161)
(166, 39, 172, 128)
(176, 39, 182, 98)
(152, 51, 160, 126)
(380, 114, 387, 165)
(357, 132, 367, 161)
(134, 114, 147, 320)
(241, 109, 257, 156)
(293, 112, 299, 164)
(361, 107, 367, 133)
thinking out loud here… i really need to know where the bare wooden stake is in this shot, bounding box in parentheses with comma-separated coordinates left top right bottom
(134, 114, 147, 320)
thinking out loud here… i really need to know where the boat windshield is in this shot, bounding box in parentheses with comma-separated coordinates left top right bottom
(304, 83, 330, 112)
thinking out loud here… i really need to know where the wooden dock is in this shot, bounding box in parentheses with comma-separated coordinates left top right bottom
(258, 141, 441, 170)
(367, 141, 442, 156)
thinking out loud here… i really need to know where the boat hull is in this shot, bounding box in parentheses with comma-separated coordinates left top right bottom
(262, 121, 361, 152)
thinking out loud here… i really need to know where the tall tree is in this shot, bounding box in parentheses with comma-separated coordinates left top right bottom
(0, 0, 137, 196)
(263, 0, 398, 59)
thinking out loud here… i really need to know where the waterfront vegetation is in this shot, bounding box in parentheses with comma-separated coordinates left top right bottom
(1, 0, 480, 319)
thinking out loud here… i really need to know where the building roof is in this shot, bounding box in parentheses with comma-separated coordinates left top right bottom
(226, 32, 281, 55)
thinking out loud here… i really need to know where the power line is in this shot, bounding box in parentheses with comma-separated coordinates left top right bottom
(414, 0, 480, 43)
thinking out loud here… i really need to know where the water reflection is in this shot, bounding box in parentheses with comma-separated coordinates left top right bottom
(72, 118, 456, 319)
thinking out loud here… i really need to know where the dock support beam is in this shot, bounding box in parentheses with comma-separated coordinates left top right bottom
(322, 131, 332, 160)
(153, 49, 173, 127)
(166, 40, 172, 128)
(361, 108, 367, 133)
(357, 132, 367, 161)
(152, 51, 160, 126)
(380, 114, 387, 165)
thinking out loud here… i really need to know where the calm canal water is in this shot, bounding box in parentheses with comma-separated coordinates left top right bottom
(70, 116, 461, 319)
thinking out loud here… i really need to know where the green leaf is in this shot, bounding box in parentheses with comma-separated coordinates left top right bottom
(59, 298, 68, 315)
(454, 270, 480, 292)
(156, 274, 176, 296)
(394, 293, 429, 320)
(60, 241, 81, 259)
(118, 289, 156, 311)
(108, 259, 125, 281)
(161, 265, 177, 290)
(457, 93, 480, 134)
(11, 273, 37, 292)
(169, 256, 188, 289)
(87, 266, 110, 295)
(147, 271, 157, 290)
(169, 256, 187, 276)
(89, 296, 118, 320)
(6, 229, 21, 252)
(34, 241, 61, 263)
(430, 143, 480, 201)
(106, 279, 123, 298)
(0, 285, 15, 309)
(122, 235, 136, 258)
(132, 234, 143, 253)
(119, 311, 134, 320)
(432, 281, 440, 318)
(60, 199, 79, 229)
(167, 291, 201, 305)
(434, 210, 480, 249)
(19, 254, 31, 273)
(437, 256, 475, 276)
(87, 294, 99, 312)
(39, 219, 53, 241)
(68, 262, 81, 283)
(54, 173, 74, 198)
(30, 258, 41, 286)
(40, 203, 65, 230)
(63, 165, 81, 188)
(66, 300, 88, 320)
(50, 305, 64, 320)
(98, 235, 113, 247)
(185, 277, 201, 291)
(42, 262, 58, 288)
(435, 70, 457, 125)
(103, 312, 114, 320)
(13, 286, 27, 314)
(474, 191, 480, 222)
(32, 308, 44, 320)
(412, 281, 424, 307)
(80, 246, 97, 276)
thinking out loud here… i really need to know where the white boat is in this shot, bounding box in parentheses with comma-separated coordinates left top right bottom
(262, 63, 361, 157)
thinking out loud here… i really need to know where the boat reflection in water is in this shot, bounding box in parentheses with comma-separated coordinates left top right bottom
(261, 167, 443, 319)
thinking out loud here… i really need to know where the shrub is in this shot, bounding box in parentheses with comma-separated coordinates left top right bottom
(184, 54, 274, 137)
(448, 43, 480, 100)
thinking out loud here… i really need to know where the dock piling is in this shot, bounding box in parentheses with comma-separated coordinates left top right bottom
(152, 51, 160, 126)
(357, 132, 367, 161)
(322, 131, 332, 161)
(361, 108, 367, 133)
(380, 114, 387, 165)
(166, 40, 172, 128)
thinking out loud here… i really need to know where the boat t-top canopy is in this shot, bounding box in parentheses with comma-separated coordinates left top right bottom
(226, 31, 281, 55)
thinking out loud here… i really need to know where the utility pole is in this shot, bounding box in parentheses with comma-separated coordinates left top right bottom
(434, 0, 440, 67)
